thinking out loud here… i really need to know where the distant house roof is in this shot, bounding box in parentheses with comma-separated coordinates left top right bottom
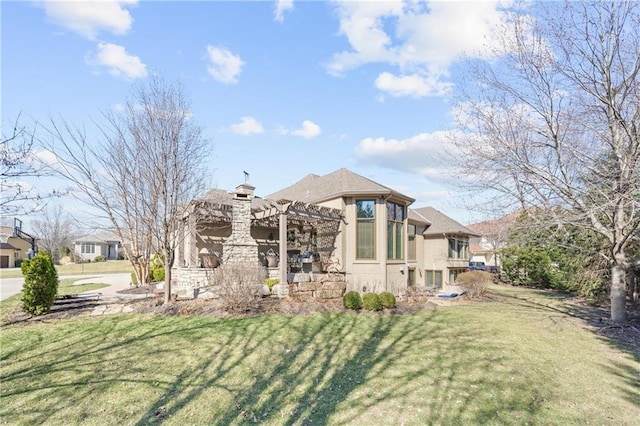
(74, 231, 121, 244)
(266, 168, 415, 204)
(412, 207, 480, 237)
(0, 242, 18, 250)
(467, 210, 521, 236)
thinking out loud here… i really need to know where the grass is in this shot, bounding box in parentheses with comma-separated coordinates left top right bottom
(0, 260, 133, 279)
(0, 278, 109, 322)
(1, 285, 638, 425)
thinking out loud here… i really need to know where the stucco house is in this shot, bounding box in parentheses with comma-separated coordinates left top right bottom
(410, 207, 479, 289)
(73, 232, 123, 261)
(0, 225, 37, 268)
(173, 168, 476, 298)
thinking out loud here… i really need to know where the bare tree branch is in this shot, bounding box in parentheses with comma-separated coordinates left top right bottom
(454, 1, 640, 322)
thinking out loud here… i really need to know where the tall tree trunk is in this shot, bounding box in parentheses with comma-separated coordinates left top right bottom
(610, 258, 627, 323)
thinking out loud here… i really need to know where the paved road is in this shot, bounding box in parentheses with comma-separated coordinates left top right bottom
(0, 273, 134, 301)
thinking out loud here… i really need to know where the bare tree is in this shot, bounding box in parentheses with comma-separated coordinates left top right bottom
(1, 114, 63, 215)
(454, 1, 640, 322)
(41, 77, 210, 303)
(31, 206, 78, 264)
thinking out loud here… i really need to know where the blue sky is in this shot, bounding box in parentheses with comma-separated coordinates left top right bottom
(2, 0, 518, 225)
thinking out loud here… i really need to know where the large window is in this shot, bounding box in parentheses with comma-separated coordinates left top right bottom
(408, 267, 416, 287)
(81, 243, 95, 254)
(449, 268, 467, 284)
(356, 200, 375, 259)
(387, 202, 404, 260)
(407, 224, 417, 261)
(447, 237, 468, 259)
(425, 270, 443, 288)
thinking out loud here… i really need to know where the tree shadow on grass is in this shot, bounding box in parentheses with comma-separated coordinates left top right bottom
(492, 285, 639, 355)
(2, 308, 558, 425)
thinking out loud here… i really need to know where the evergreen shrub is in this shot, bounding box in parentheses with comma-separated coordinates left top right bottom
(378, 292, 396, 308)
(362, 292, 382, 311)
(343, 291, 362, 310)
(21, 252, 59, 315)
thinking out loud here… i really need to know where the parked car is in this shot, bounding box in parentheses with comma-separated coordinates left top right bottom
(468, 261, 487, 271)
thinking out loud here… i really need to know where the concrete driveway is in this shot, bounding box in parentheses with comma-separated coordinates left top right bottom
(0, 273, 135, 301)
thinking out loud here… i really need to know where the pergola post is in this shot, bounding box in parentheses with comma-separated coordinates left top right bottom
(279, 211, 287, 285)
(187, 212, 198, 267)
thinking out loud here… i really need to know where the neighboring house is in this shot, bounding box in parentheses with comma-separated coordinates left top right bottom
(174, 167, 475, 296)
(0, 225, 37, 268)
(410, 207, 480, 289)
(73, 232, 123, 261)
(467, 213, 519, 271)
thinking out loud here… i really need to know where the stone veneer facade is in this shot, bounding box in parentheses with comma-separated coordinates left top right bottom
(222, 183, 259, 265)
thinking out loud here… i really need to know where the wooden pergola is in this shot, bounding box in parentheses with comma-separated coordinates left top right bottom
(191, 197, 344, 284)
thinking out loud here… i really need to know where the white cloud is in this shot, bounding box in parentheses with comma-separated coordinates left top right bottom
(86, 43, 147, 79)
(355, 131, 461, 178)
(206, 45, 244, 84)
(375, 72, 452, 98)
(43, 0, 137, 40)
(230, 116, 264, 135)
(328, 0, 515, 97)
(274, 0, 294, 23)
(279, 120, 321, 139)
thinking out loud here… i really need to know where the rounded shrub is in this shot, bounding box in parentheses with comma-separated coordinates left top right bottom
(456, 271, 493, 298)
(362, 292, 382, 311)
(94, 255, 107, 262)
(343, 291, 362, 310)
(152, 266, 165, 282)
(149, 253, 165, 282)
(21, 251, 59, 315)
(378, 292, 396, 309)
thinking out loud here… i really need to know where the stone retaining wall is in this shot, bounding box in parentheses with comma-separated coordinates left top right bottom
(173, 267, 347, 300)
(288, 281, 346, 299)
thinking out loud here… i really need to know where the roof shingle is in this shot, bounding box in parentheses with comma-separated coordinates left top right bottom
(266, 168, 414, 204)
(412, 207, 479, 236)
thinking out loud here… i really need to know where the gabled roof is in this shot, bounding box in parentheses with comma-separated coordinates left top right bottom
(412, 207, 479, 237)
(266, 168, 415, 204)
(0, 242, 18, 250)
(408, 210, 432, 226)
(74, 231, 121, 243)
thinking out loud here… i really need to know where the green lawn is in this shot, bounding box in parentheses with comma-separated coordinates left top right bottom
(0, 260, 133, 279)
(1, 286, 638, 425)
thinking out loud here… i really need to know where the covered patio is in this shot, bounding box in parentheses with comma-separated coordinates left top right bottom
(173, 184, 344, 296)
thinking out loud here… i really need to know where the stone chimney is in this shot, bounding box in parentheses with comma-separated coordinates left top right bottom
(222, 184, 259, 264)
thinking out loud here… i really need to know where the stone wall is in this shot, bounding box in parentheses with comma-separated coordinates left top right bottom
(222, 184, 259, 264)
(288, 281, 346, 299)
(172, 267, 215, 297)
(172, 266, 346, 300)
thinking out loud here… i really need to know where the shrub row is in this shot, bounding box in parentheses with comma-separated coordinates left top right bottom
(343, 291, 396, 311)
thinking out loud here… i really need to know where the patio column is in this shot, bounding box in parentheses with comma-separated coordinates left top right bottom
(279, 211, 287, 285)
(186, 212, 198, 267)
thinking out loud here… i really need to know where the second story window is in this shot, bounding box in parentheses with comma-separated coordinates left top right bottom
(356, 200, 375, 259)
(407, 224, 417, 261)
(387, 202, 404, 260)
(447, 237, 468, 259)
